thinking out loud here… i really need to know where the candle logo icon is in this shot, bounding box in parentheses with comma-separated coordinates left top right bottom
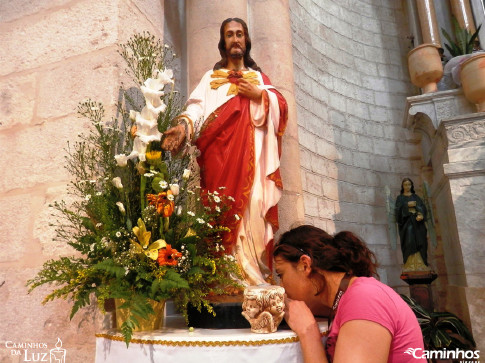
(49, 338, 66, 363)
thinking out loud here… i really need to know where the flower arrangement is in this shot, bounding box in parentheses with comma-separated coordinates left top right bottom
(27, 33, 241, 345)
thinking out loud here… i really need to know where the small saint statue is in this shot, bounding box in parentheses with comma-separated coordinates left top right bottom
(394, 178, 431, 272)
(242, 285, 285, 333)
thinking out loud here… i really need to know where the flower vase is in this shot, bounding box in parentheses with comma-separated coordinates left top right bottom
(407, 43, 443, 93)
(460, 53, 485, 112)
(115, 298, 165, 331)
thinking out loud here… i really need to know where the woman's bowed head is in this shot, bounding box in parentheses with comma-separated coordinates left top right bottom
(273, 225, 424, 363)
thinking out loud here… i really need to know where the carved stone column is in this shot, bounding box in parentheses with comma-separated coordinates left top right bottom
(416, 0, 442, 46)
(185, 0, 247, 91)
(450, 0, 477, 33)
(404, 90, 485, 352)
(249, 0, 305, 232)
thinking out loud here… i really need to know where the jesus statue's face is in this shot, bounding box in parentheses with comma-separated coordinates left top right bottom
(224, 21, 246, 59)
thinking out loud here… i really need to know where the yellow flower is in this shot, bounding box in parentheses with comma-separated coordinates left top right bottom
(184, 228, 197, 238)
(146, 150, 162, 161)
(131, 218, 166, 260)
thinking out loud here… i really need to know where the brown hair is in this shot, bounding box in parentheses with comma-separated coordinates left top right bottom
(213, 17, 262, 72)
(273, 225, 378, 278)
(400, 177, 416, 194)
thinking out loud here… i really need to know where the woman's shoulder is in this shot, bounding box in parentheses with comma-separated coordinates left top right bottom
(343, 277, 404, 310)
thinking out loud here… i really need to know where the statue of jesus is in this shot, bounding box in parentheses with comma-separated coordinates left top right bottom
(162, 17, 288, 285)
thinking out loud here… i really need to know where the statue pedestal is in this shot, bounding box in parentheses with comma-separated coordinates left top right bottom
(400, 271, 438, 312)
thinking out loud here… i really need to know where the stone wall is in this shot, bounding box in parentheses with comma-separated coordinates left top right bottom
(0, 1, 164, 361)
(289, 0, 423, 288)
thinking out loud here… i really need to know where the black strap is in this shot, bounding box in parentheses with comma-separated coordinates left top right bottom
(328, 273, 352, 327)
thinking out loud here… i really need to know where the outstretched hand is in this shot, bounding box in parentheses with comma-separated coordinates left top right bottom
(162, 124, 185, 153)
(238, 79, 263, 101)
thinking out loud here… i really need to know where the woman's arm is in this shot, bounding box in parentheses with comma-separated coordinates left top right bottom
(333, 320, 392, 363)
(285, 299, 328, 363)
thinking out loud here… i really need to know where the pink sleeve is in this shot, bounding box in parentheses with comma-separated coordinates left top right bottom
(335, 281, 397, 337)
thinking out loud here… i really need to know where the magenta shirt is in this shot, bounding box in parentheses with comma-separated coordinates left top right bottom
(325, 277, 424, 363)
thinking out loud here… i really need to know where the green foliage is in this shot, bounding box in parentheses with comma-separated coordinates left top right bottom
(442, 17, 481, 57)
(27, 33, 242, 346)
(400, 294, 476, 350)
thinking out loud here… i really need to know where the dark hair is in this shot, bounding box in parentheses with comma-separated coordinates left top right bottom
(400, 177, 415, 194)
(213, 18, 262, 72)
(273, 225, 378, 278)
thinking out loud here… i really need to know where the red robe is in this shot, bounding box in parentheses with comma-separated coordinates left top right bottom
(189, 70, 287, 282)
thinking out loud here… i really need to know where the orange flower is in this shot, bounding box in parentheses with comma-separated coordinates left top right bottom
(157, 244, 182, 266)
(147, 191, 175, 217)
(130, 125, 138, 138)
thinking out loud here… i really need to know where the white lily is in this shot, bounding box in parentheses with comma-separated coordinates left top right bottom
(155, 68, 174, 85)
(169, 183, 180, 196)
(114, 154, 128, 167)
(112, 177, 123, 189)
(135, 109, 162, 144)
(127, 138, 147, 161)
(116, 201, 126, 214)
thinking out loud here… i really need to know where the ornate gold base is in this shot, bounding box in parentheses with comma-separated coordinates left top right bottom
(402, 252, 431, 273)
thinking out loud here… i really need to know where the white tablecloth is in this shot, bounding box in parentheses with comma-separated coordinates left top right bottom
(95, 317, 328, 363)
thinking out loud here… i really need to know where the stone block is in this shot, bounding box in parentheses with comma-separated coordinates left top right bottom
(322, 177, 339, 200)
(316, 140, 338, 161)
(369, 154, 391, 173)
(346, 99, 369, 119)
(1, 0, 163, 77)
(298, 148, 313, 170)
(362, 75, 387, 91)
(352, 151, 371, 169)
(334, 220, 364, 236)
(328, 110, 346, 129)
(130, 0, 164, 34)
(0, 194, 32, 262)
(318, 198, 336, 219)
(328, 93, 347, 113)
(0, 0, 71, 23)
(334, 80, 356, 98)
(363, 121, 385, 138)
(303, 193, 319, 217)
(298, 127, 317, 153)
(354, 88, 374, 104)
(356, 134, 374, 153)
(380, 20, 399, 37)
(361, 17, 381, 33)
(1, 1, 119, 76)
(0, 73, 36, 128)
(0, 267, 98, 360)
(0, 117, 90, 193)
(279, 192, 305, 231)
(363, 45, 389, 64)
(33, 185, 80, 258)
(368, 105, 389, 122)
(374, 138, 398, 156)
(352, 27, 377, 46)
(465, 287, 485, 352)
(305, 172, 323, 195)
(372, 244, 398, 266)
(306, 112, 327, 137)
(37, 52, 119, 120)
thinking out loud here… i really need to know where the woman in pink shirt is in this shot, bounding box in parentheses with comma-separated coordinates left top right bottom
(273, 225, 424, 363)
